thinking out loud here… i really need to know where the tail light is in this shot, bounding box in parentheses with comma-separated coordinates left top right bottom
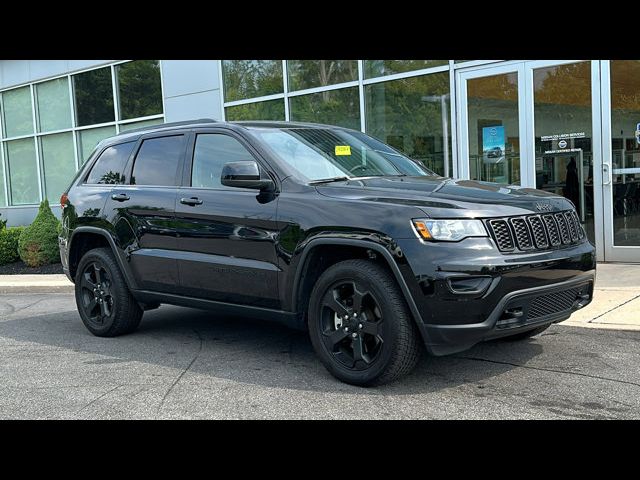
(60, 193, 68, 209)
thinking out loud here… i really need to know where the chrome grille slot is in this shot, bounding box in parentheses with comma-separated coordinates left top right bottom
(564, 211, 579, 242)
(572, 211, 585, 239)
(527, 215, 548, 249)
(509, 217, 533, 250)
(488, 219, 514, 251)
(542, 214, 561, 246)
(554, 213, 571, 244)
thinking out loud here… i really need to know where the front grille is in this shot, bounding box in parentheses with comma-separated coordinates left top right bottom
(543, 214, 561, 246)
(527, 215, 548, 249)
(510, 218, 533, 250)
(488, 219, 514, 251)
(564, 211, 579, 242)
(528, 287, 582, 319)
(555, 213, 571, 244)
(486, 209, 585, 253)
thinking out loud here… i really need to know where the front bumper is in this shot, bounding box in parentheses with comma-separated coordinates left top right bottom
(422, 274, 594, 355)
(395, 237, 596, 355)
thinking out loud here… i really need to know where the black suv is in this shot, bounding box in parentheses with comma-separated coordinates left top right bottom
(59, 119, 595, 386)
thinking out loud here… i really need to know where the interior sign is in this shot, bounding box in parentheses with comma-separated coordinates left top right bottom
(540, 132, 586, 141)
(545, 147, 582, 154)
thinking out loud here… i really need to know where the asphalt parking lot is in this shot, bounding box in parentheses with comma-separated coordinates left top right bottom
(1, 292, 639, 419)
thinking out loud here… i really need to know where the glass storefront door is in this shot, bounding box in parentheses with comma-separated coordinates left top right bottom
(529, 61, 596, 244)
(457, 60, 607, 259)
(601, 60, 640, 262)
(457, 64, 529, 185)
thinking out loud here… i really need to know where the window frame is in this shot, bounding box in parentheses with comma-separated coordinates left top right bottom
(123, 130, 190, 188)
(179, 127, 279, 192)
(82, 140, 137, 186)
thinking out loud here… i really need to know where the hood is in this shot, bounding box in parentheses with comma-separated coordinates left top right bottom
(315, 176, 573, 218)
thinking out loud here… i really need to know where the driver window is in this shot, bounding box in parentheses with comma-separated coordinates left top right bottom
(191, 134, 255, 189)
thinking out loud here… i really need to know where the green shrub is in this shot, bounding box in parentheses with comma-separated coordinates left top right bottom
(0, 213, 6, 231)
(18, 200, 62, 267)
(0, 227, 25, 265)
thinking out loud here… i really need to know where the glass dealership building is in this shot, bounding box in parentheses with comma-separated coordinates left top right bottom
(0, 59, 638, 262)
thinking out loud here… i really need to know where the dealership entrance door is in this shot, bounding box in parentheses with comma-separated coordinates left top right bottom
(456, 60, 616, 260)
(600, 60, 640, 262)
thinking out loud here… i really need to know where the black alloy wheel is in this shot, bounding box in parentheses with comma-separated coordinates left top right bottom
(308, 259, 422, 387)
(79, 261, 115, 327)
(74, 247, 143, 337)
(319, 280, 384, 370)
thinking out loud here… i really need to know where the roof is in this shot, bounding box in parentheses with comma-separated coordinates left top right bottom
(231, 120, 352, 130)
(106, 119, 353, 148)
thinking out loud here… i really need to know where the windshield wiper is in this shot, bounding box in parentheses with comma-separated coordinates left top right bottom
(308, 176, 350, 185)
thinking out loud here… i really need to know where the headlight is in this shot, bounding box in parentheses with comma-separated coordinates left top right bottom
(412, 218, 487, 241)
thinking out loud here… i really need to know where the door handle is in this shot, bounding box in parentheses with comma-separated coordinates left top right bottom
(180, 197, 203, 206)
(603, 164, 612, 185)
(111, 193, 130, 202)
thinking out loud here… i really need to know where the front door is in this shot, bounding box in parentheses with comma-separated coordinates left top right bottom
(457, 64, 529, 186)
(174, 130, 280, 309)
(601, 60, 640, 262)
(528, 60, 598, 247)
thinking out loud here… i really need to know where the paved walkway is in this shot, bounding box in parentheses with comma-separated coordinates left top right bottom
(563, 263, 640, 331)
(0, 264, 638, 329)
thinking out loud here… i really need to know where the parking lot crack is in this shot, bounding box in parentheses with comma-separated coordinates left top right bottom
(158, 329, 203, 411)
(76, 384, 124, 415)
(7, 298, 47, 316)
(454, 355, 640, 389)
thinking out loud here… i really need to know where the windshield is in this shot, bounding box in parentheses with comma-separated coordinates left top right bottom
(249, 127, 436, 181)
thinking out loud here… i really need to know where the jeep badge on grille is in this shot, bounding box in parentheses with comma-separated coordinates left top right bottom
(535, 202, 553, 212)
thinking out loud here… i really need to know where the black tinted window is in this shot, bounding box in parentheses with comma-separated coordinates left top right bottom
(86, 141, 135, 184)
(73, 67, 115, 127)
(191, 134, 254, 188)
(132, 135, 185, 186)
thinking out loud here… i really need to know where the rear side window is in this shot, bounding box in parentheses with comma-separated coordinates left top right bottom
(85, 141, 135, 184)
(191, 134, 255, 189)
(131, 135, 185, 186)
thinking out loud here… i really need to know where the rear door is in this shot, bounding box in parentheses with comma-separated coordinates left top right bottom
(173, 129, 280, 308)
(105, 131, 188, 293)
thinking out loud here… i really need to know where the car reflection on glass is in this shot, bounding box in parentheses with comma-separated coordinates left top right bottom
(486, 146, 503, 158)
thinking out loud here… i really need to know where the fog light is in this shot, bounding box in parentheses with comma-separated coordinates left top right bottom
(447, 276, 492, 294)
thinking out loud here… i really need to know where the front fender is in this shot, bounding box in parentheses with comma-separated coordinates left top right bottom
(286, 235, 428, 343)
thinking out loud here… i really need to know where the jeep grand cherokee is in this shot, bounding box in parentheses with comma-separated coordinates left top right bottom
(58, 119, 595, 386)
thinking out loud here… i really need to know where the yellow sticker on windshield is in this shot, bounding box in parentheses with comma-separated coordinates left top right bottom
(335, 145, 351, 156)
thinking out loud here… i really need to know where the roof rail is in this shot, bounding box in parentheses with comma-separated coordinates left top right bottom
(117, 118, 217, 135)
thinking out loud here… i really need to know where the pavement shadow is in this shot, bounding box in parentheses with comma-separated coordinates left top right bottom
(0, 301, 546, 395)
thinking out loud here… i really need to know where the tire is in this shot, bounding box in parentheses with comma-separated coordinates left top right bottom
(307, 259, 422, 387)
(500, 324, 551, 341)
(75, 247, 143, 337)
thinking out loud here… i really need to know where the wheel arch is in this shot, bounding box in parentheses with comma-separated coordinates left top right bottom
(292, 238, 427, 340)
(68, 227, 137, 290)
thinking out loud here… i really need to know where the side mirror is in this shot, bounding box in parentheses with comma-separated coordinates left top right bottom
(221, 161, 275, 191)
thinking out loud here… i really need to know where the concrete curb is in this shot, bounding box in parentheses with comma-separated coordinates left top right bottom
(0, 274, 74, 295)
(0, 285, 74, 294)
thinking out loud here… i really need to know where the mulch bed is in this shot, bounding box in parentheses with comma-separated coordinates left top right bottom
(0, 261, 64, 275)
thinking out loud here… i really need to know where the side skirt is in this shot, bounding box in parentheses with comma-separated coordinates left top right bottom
(131, 290, 302, 330)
